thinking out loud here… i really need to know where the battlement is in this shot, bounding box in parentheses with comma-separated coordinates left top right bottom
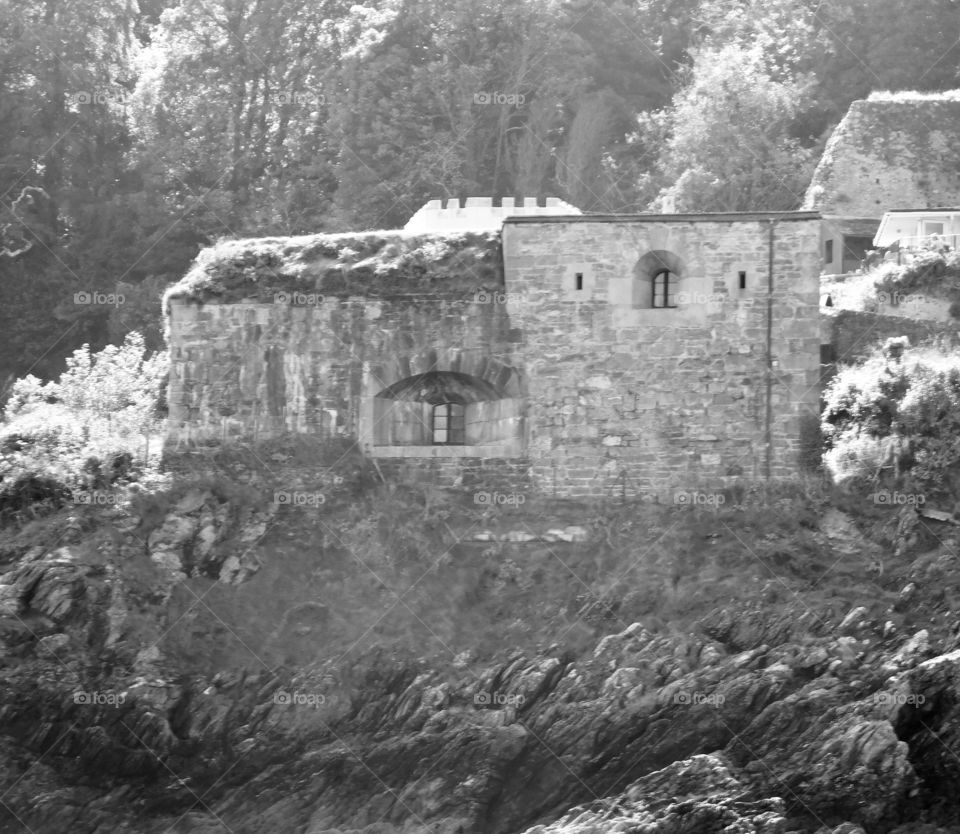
(403, 196, 582, 232)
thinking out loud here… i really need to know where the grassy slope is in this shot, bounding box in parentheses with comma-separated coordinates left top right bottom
(2, 437, 954, 689)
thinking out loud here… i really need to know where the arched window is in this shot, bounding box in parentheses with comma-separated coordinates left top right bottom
(634, 250, 684, 309)
(432, 402, 465, 445)
(651, 268, 677, 308)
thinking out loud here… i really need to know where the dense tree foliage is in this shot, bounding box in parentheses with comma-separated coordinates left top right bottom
(1, 0, 958, 388)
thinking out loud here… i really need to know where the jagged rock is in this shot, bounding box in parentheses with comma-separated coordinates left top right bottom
(7, 494, 960, 833)
(218, 551, 261, 584)
(898, 582, 917, 606)
(35, 633, 69, 657)
(543, 525, 590, 543)
(699, 606, 823, 651)
(194, 507, 219, 559)
(506, 530, 538, 542)
(147, 513, 197, 574)
(820, 509, 863, 554)
(728, 687, 916, 829)
(174, 488, 212, 515)
(882, 629, 932, 675)
(523, 754, 788, 833)
(0, 583, 21, 617)
(839, 606, 871, 635)
(0, 559, 89, 624)
(593, 622, 647, 659)
(104, 576, 128, 650)
(239, 519, 268, 543)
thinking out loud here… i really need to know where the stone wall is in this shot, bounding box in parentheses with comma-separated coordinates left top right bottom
(501, 214, 822, 497)
(167, 297, 521, 447)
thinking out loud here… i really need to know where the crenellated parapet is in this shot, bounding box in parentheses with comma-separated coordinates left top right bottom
(403, 196, 581, 233)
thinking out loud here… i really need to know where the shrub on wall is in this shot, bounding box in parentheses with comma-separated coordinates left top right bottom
(162, 229, 503, 312)
(822, 336, 960, 498)
(873, 247, 960, 316)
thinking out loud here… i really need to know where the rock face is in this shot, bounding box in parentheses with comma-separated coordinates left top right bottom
(3, 578, 960, 834)
(4, 484, 960, 834)
(524, 754, 790, 834)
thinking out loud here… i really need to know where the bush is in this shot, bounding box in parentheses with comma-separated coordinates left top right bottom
(0, 473, 73, 526)
(873, 248, 960, 316)
(823, 336, 960, 497)
(0, 332, 168, 491)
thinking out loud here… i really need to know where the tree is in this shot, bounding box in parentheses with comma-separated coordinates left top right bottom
(646, 43, 815, 212)
(130, 0, 344, 236)
(0, 0, 142, 385)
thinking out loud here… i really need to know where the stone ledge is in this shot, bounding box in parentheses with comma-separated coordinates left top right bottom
(370, 443, 524, 459)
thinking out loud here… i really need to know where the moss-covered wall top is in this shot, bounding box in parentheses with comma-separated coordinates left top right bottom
(804, 95, 960, 217)
(163, 229, 502, 313)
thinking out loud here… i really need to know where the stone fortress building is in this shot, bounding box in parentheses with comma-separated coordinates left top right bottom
(164, 196, 822, 499)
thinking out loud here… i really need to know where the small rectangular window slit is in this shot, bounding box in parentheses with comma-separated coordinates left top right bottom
(575, 272, 583, 291)
(738, 271, 747, 289)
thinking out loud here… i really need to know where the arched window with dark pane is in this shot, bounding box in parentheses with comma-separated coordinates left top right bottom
(432, 402, 465, 445)
(651, 268, 677, 308)
(634, 250, 684, 309)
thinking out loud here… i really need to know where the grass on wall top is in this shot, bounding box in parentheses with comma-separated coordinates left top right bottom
(163, 228, 504, 311)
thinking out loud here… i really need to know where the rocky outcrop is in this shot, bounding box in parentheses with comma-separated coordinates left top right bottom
(3, 486, 960, 833)
(4, 586, 960, 833)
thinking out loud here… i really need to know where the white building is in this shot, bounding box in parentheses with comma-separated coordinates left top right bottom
(873, 208, 960, 250)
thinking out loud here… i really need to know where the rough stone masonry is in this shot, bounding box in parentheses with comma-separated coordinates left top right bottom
(165, 211, 822, 499)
